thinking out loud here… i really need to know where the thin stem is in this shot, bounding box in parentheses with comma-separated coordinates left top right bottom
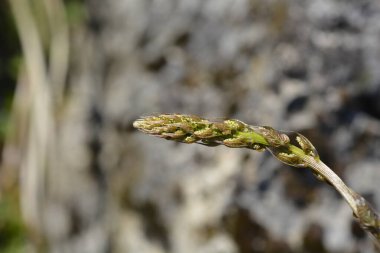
(288, 145, 358, 213)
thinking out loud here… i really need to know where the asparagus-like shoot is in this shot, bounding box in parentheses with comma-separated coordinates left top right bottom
(133, 114, 380, 244)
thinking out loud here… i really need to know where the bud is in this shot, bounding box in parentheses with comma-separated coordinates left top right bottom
(257, 126, 290, 147)
(212, 122, 231, 135)
(224, 120, 246, 131)
(296, 134, 319, 159)
(223, 137, 248, 148)
(275, 152, 305, 167)
(194, 128, 215, 139)
(162, 130, 186, 139)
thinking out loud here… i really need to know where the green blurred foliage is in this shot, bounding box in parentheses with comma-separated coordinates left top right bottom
(65, 0, 86, 26)
(0, 194, 27, 253)
(0, 2, 27, 252)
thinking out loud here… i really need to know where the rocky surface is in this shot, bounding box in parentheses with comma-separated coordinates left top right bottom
(40, 0, 380, 252)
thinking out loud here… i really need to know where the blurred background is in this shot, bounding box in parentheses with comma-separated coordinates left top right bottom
(1, 0, 380, 252)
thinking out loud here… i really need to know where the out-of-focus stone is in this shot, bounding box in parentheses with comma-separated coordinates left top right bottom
(39, 0, 380, 252)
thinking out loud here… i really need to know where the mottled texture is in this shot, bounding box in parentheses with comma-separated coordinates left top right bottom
(10, 0, 380, 252)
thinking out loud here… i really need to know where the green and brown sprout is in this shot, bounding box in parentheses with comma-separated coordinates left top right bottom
(133, 114, 267, 150)
(134, 114, 380, 244)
